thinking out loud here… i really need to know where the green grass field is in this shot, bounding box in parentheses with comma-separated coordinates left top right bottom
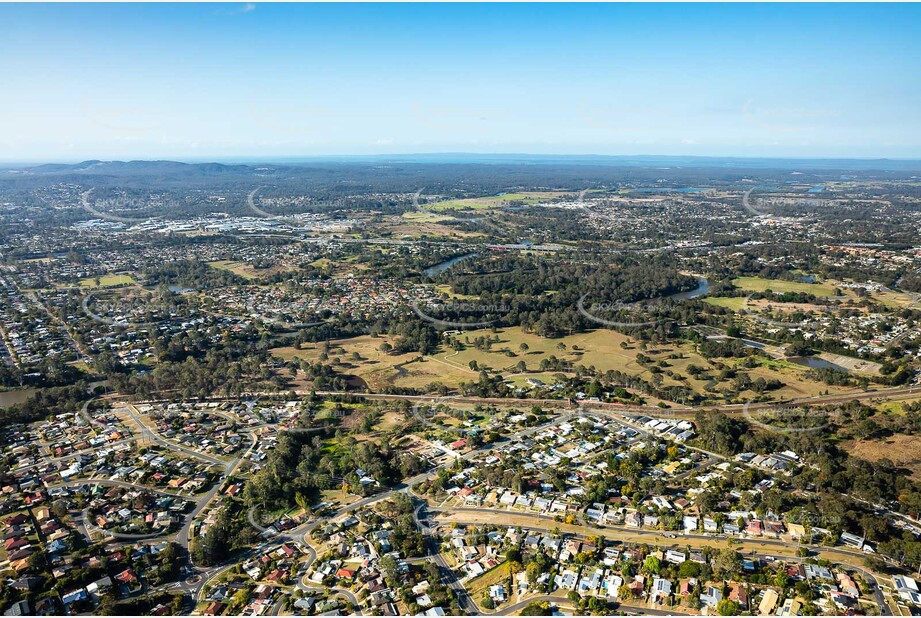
(271, 335, 476, 391)
(78, 274, 135, 288)
(732, 276, 841, 297)
(402, 211, 453, 222)
(703, 297, 747, 310)
(427, 191, 568, 211)
(871, 289, 921, 310)
(207, 260, 259, 280)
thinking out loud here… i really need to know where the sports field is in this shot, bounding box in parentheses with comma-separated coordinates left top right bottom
(427, 191, 570, 211)
(731, 276, 842, 297)
(78, 274, 135, 288)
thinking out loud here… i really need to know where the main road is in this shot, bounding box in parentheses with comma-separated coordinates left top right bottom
(429, 508, 892, 615)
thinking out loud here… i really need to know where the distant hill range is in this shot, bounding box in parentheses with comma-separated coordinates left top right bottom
(2, 155, 920, 193)
(20, 159, 254, 175)
(6, 154, 921, 174)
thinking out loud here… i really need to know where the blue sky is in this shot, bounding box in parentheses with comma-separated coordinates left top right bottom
(1, 3, 919, 161)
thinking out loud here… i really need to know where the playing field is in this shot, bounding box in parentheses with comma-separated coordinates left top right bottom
(731, 276, 841, 297)
(703, 297, 746, 310)
(78, 274, 135, 288)
(427, 191, 570, 211)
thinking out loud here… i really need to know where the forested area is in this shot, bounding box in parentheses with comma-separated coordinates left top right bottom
(143, 259, 248, 289)
(111, 348, 278, 399)
(242, 404, 427, 515)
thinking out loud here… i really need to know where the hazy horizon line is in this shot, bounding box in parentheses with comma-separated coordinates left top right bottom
(5, 151, 921, 167)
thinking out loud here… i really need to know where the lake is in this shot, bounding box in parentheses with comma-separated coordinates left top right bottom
(669, 277, 710, 300)
(0, 388, 37, 408)
(424, 253, 479, 277)
(789, 356, 848, 372)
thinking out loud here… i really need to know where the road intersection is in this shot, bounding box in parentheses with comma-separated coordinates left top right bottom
(52, 387, 918, 615)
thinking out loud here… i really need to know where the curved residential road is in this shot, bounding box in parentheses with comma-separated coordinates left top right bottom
(79, 507, 165, 541)
(188, 407, 544, 610)
(178, 429, 257, 563)
(111, 390, 911, 613)
(55, 479, 202, 544)
(123, 403, 227, 468)
(430, 507, 892, 615)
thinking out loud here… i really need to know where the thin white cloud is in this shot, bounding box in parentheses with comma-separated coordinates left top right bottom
(216, 3, 255, 16)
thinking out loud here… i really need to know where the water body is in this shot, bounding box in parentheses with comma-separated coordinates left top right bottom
(424, 253, 479, 277)
(168, 285, 194, 294)
(789, 356, 848, 372)
(0, 388, 37, 408)
(669, 277, 710, 300)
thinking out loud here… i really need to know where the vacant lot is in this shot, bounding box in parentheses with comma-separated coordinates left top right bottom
(208, 260, 294, 280)
(402, 211, 453, 222)
(466, 560, 513, 605)
(819, 352, 882, 375)
(871, 288, 921, 310)
(439, 327, 642, 375)
(844, 434, 921, 481)
(441, 326, 845, 399)
(384, 215, 484, 239)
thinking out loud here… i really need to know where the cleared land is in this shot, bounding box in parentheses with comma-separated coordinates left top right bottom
(466, 560, 513, 606)
(844, 434, 921, 481)
(383, 216, 484, 239)
(446, 326, 857, 400)
(818, 352, 882, 375)
(871, 289, 921, 310)
(208, 260, 293, 280)
(401, 211, 453, 222)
